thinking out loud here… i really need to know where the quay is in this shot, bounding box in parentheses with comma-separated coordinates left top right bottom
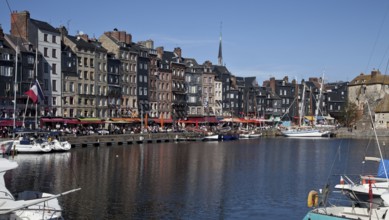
(60, 129, 279, 148)
(54, 128, 389, 148)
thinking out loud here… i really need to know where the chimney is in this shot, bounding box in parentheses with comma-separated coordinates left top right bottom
(125, 33, 132, 45)
(0, 25, 4, 39)
(270, 77, 276, 93)
(11, 10, 30, 39)
(371, 69, 380, 78)
(156, 47, 164, 59)
(174, 47, 182, 58)
(118, 31, 126, 43)
(283, 76, 289, 83)
(309, 77, 319, 83)
(79, 33, 89, 41)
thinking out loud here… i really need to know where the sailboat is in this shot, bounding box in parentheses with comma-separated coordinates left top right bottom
(0, 157, 80, 219)
(281, 81, 331, 137)
(5, 45, 52, 153)
(302, 102, 389, 220)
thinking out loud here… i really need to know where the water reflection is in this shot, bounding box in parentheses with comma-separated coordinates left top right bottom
(3, 138, 380, 219)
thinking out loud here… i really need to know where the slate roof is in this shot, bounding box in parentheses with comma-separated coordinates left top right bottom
(67, 35, 107, 53)
(213, 65, 230, 75)
(5, 34, 35, 53)
(30, 19, 60, 34)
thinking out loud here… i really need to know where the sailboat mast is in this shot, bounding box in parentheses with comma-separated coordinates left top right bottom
(35, 45, 38, 129)
(315, 74, 324, 126)
(13, 45, 19, 137)
(300, 83, 306, 127)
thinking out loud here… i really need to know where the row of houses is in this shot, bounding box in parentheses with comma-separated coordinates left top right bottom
(2, 10, 388, 129)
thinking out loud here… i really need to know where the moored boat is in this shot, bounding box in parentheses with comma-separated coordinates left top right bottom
(0, 157, 80, 219)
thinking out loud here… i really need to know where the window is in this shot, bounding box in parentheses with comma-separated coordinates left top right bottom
(0, 66, 13, 76)
(43, 62, 49, 73)
(84, 84, 88, 94)
(139, 87, 143, 95)
(84, 71, 88, 80)
(52, 49, 56, 58)
(27, 56, 34, 64)
(52, 80, 57, 91)
(52, 97, 57, 105)
(144, 75, 147, 82)
(27, 69, 34, 79)
(44, 47, 48, 57)
(44, 79, 49, 90)
(70, 97, 74, 105)
(52, 63, 57, 74)
(52, 35, 56, 43)
(78, 83, 82, 94)
(44, 34, 48, 42)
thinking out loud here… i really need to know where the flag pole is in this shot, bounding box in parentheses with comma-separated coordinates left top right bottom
(22, 94, 30, 128)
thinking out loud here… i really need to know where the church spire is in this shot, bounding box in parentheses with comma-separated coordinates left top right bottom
(218, 22, 223, 66)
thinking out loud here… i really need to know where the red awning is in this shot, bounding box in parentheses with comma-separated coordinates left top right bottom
(40, 117, 66, 123)
(178, 116, 219, 124)
(0, 120, 23, 127)
(65, 119, 81, 124)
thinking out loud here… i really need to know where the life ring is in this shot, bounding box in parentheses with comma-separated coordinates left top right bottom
(307, 190, 319, 208)
(362, 175, 376, 185)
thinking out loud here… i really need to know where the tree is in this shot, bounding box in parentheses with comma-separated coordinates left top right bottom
(339, 101, 360, 127)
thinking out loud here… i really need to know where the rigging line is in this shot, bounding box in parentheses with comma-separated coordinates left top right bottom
(365, 2, 389, 73)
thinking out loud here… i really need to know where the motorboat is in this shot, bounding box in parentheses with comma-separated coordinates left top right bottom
(202, 134, 220, 141)
(220, 133, 239, 141)
(302, 102, 389, 220)
(0, 157, 80, 219)
(303, 204, 389, 220)
(49, 139, 72, 151)
(11, 136, 51, 153)
(47, 132, 72, 151)
(334, 157, 389, 208)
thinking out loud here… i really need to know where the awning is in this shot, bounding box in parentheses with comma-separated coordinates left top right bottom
(153, 119, 173, 124)
(66, 119, 82, 124)
(40, 117, 66, 123)
(0, 120, 23, 127)
(64, 118, 104, 124)
(109, 118, 141, 123)
(78, 118, 104, 124)
(178, 116, 219, 124)
(221, 117, 246, 123)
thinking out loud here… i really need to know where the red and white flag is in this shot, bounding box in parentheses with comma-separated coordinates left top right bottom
(25, 80, 45, 103)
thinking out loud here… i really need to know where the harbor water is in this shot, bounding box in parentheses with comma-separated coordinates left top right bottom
(3, 137, 382, 219)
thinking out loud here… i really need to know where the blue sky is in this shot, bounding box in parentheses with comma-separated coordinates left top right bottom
(2, 0, 389, 84)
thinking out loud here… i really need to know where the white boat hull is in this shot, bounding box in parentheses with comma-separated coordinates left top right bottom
(281, 129, 330, 137)
(303, 206, 389, 220)
(49, 140, 71, 151)
(10, 140, 52, 153)
(203, 134, 220, 141)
